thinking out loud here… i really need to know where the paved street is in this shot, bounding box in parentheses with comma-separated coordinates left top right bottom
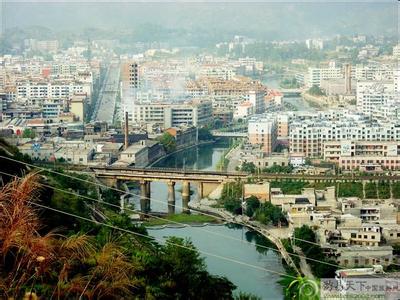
(294, 246, 315, 279)
(91, 62, 120, 124)
(226, 145, 242, 172)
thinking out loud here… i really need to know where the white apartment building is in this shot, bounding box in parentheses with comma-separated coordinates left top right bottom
(198, 65, 235, 80)
(356, 81, 395, 115)
(16, 81, 92, 101)
(132, 99, 212, 129)
(324, 140, 400, 171)
(289, 111, 400, 158)
(186, 78, 267, 114)
(354, 64, 395, 81)
(305, 39, 324, 50)
(305, 66, 342, 87)
(34, 40, 59, 53)
(42, 100, 64, 118)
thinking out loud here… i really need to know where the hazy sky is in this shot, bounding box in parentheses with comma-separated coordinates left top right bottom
(1, 1, 398, 39)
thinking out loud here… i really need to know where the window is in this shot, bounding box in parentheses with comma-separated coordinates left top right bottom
(351, 233, 356, 238)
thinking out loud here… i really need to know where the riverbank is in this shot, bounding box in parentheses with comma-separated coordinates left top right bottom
(301, 92, 342, 110)
(216, 139, 241, 171)
(188, 198, 300, 274)
(301, 92, 326, 109)
(143, 213, 220, 227)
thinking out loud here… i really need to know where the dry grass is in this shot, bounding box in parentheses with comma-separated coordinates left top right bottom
(0, 174, 140, 299)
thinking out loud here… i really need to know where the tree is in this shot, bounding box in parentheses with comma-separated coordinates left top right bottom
(0, 174, 238, 299)
(224, 197, 242, 215)
(198, 127, 213, 141)
(280, 77, 300, 89)
(158, 132, 176, 153)
(241, 162, 256, 173)
(102, 189, 122, 210)
(308, 85, 325, 96)
(294, 225, 336, 278)
(254, 202, 286, 226)
(262, 164, 293, 174)
(22, 128, 36, 139)
(245, 196, 260, 217)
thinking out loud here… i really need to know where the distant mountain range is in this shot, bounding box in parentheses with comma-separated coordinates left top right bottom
(1, 1, 397, 42)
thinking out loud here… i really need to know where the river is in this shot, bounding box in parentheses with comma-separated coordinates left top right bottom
(127, 77, 311, 297)
(149, 225, 286, 299)
(127, 140, 286, 299)
(263, 76, 316, 112)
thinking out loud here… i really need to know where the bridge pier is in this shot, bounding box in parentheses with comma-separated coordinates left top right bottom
(116, 180, 125, 213)
(362, 180, 367, 199)
(167, 181, 176, 214)
(140, 180, 150, 213)
(146, 181, 151, 212)
(182, 181, 190, 214)
(197, 182, 203, 200)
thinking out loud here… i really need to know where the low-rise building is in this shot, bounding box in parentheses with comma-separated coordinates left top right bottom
(324, 245, 393, 267)
(117, 139, 164, 167)
(324, 140, 400, 172)
(54, 144, 94, 165)
(165, 126, 198, 150)
(18, 142, 56, 161)
(244, 182, 270, 202)
(118, 142, 149, 167)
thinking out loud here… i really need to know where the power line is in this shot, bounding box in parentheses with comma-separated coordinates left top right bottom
(0, 170, 337, 271)
(30, 200, 399, 283)
(1, 157, 394, 271)
(27, 201, 295, 279)
(1, 156, 397, 272)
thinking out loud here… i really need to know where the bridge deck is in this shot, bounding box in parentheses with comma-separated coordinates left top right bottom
(91, 166, 247, 182)
(90, 166, 400, 182)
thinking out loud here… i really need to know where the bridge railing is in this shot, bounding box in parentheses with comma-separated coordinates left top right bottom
(90, 166, 400, 181)
(90, 165, 248, 177)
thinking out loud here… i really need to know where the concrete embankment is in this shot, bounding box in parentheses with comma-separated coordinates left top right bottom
(301, 92, 326, 108)
(301, 92, 340, 110)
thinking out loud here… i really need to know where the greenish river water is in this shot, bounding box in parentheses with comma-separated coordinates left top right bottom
(128, 141, 286, 299)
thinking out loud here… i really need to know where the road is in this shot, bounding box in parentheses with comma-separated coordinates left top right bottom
(294, 246, 315, 279)
(91, 62, 120, 124)
(226, 145, 242, 172)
